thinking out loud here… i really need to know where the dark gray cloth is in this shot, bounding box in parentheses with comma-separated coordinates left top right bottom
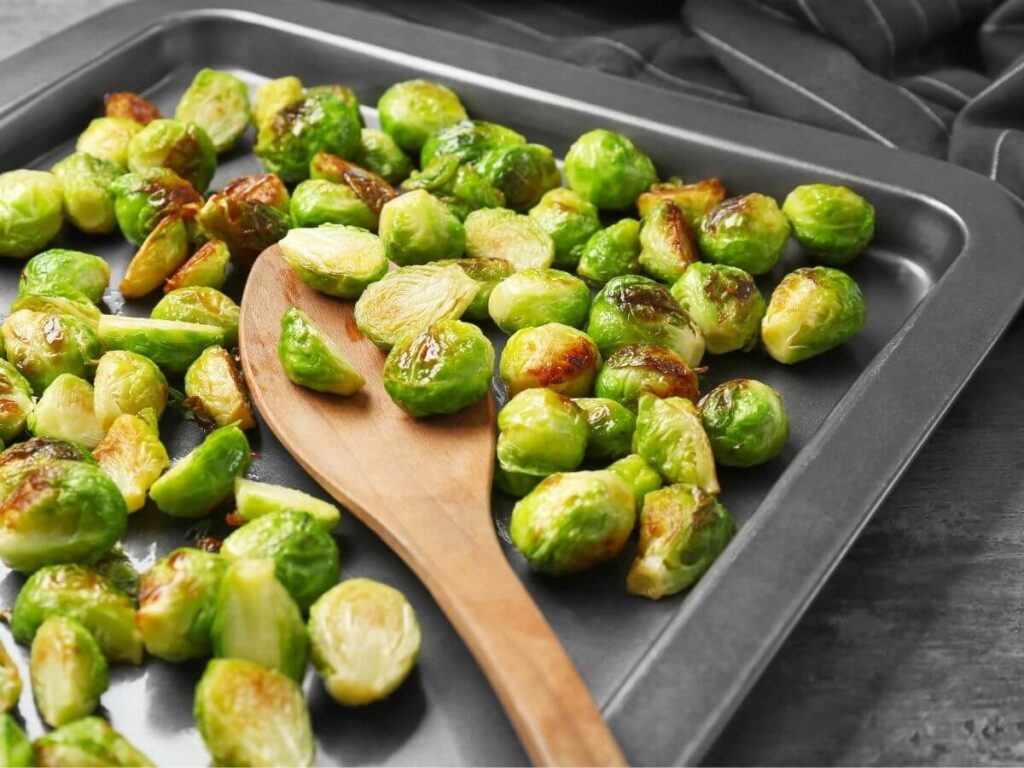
(342, 0, 1024, 196)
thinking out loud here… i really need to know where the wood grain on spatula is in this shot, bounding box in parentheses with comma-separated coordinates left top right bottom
(239, 245, 626, 767)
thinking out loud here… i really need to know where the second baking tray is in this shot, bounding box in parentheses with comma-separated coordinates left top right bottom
(1, 1, 1023, 764)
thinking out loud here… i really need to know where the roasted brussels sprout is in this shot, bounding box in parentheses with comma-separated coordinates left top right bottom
(400, 154, 504, 219)
(9, 290, 101, 330)
(136, 547, 226, 661)
(564, 129, 657, 210)
(378, 79, 469, 153)
(105, 91, 160, 125)
(308, 578, 421, 706)
(464, 207, 554, 272)
(195, 658, 314, 767)
(127, 118, 217, 192)
(378, 189, 465, 266)
(576, 218, 643, 286)
(11, 564, 143, 664)
(309, 152, 399, 215)
(151, 285, 239, 346)
(510, 470, 635, 574)
(278, 307, 365, 395)
(97, 315, 224, 375)
(234, 477, 341, 531)
(119, 215, 190, 298)
(0, 171, 64, 259)
(354, 262, 477, 349)
(30, 615, 108, 727)
(586, 274, 705, 366)
(93, 413, 169, 513)
(636, 177, 726, 226)
(0, 714, 33, 767)
(2, 309, 101, 394)
(280, 224, 387, 299)
(438, 257, 513, 321)
(380, 319, 490, 417)
(496, 388, 588, 478)
(499, 323, 600, 398)
(111, 168, 202, 246)
(76, 117, 142, 168)
(175, 68, 251, 153)
(195, 173, 292, 267)
(761, 266, 866, 363)
(633, 393, 718, 493)
(26, 373, 105, 449)
(290, 179, 376, 229)
(356, 128, 414, 184)
(627, 484, 735, 599)
(0, 641, 22, 713)
(488, 268, 590, 333)
(0, 360, 33, 444)
(593, 343, 699, 409)
(698, 193, 791, 275)
(252, 76, 303, 130)
(221, 509, 339, 612)
(148, 424, 250, 518)
(670, 262, 766, 354)
(255, 89, 362, 182)
(51, 152, 121, 234)
(0, 437, 95, 499)
(184, 346, 255, 429)
(699, 378, 789, 467)
(782, 183, 875, 265)
(33, 716, 152, 767)
(420, 119, 525, 167)
(638, 200, 698, 284)
(527, 188, 602, 270)
(211, 558, 308, 679)
(607, 453, 663, 512)
(164, 239, 230, 292)
(93, 350, 167, 431)
(475, 143, 560, 211)
(20, 248, 110, 304)
(575, 397, 636, 463)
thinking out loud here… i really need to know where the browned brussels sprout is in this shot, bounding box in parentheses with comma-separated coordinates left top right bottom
(105, 91, 161, 125)
(594, 343, 700, 409)
(636, 177, 726, 227)
(309, 152, 398, 215)
(111, 168, 203, 246)
(638, 200, 699, 284)
(196, 173, 293, 268)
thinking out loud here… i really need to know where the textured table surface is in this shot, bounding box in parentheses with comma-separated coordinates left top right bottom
(3, 2, 1024, 765)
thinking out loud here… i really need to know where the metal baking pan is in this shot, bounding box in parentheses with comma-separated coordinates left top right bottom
(1, 1, 1023, 764)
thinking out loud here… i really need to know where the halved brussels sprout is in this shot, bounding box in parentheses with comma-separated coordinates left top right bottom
(0, 360, 33, 444)
(308, 578, 421, 705)
(148, 424, 250, 518)
(699, 378, 789, 467)
(636, 177, 726, 226)
(92, 413, 169, 513)
(0, 437, 95, 500)
(564, 129, 657, 210)
(698, 193, 791, 275)
(400, 155, 504, 220)
(194, 658, 313, 767)
(255, 89, 362, 182)
(164, 239, 230, 292)
(111, 167, 203, 246)
(136, 547, 226, 661)
(127, 118, 217, 192)
(437, 257, 513, 320)
(383, 319, 493, 418)
(761, 266, 866, 363)
(575, 397, 636, 463)
(354, 262, 477, 349)
(378, 189, 465, 266)
(464, 207, 554, 272)
(594, 343, 700, 408)
(221, 509, 340, 612)
(175, 68, 251, 153)
(496, 388, 588, 478)
(9, 290, 101, 330)
(51, 152, 121, 234)
(104, 91, 160, 125)
(510, 470, 635, 574)
(0, 171, 64, 259)
(627, 483, 735, 599)
(97, 315, 224, 375)
(475, 143, 560, 211)
(0, 714, 32, 767)
(378, 79, 469, 153)
(0, 642, 22, 713)
(638, 200, 698, 284)
(195, 172, 292, 268)
(33, 716, 152, 767)
(279, 224, 387, 298)
(119, 215, 190, 298)
(2, 309, 101, 394)
(577, 218, 643, 286)
(586, 274, 705, 366)
(420, 119, 525, 167)
(151, 286, 240, 346)
(309, 152, 398, 215)
(234, 476, 341, 531)
(782, 183, 875, 265)
(607, 453, 663, 512)
(499, 323, 600, 398)
(11, 564, 143, 663)
(184, 346, 255, 429)
(527, 188, 602, 270)
(278, 307, 365, 396)
(211, 558, 308, 679)
(20, 248, 110, 304)
(30, 615, 108, 727)
(633, 393, 718, 493)
(488, 268, 590, 333)
(27, 373, 105, 448)
(290, 179, 376, 229)
(94, 350, 168, 431)
(251, 76, 303, 130)
(76, 117, 142, 168)
(356, 128, 414, 184)
(670, 262, 766, 354)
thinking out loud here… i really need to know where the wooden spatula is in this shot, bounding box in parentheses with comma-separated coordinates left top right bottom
(239, 245, 626, 767)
